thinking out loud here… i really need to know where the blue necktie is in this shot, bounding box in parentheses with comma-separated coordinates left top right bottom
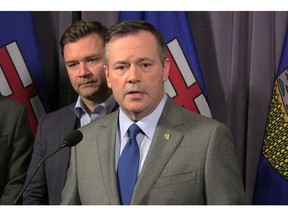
(117, 123, 141, 205)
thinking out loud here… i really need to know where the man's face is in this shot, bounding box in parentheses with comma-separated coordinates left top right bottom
(63, 33, 110, 103)
(104, 30, 170, 121)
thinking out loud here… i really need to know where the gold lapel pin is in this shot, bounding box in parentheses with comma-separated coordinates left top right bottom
(164, 133, 170, 140)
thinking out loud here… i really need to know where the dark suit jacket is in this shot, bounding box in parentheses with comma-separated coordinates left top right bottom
(23, 104, 78, 205)
(0, 95, 33, 204)
(23, 102, 118, 205)
(61, 97, 247, 205)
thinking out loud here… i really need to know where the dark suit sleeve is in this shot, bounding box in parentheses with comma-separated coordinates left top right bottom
(22, 116, 49, 204)
(0, 105, 33, 205)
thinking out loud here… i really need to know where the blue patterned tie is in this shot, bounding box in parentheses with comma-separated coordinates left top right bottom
(117, 123, 141, 205)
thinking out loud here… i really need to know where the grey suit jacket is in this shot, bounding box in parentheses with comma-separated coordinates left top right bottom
(61, 97, 247, 204)
(0, 95, 33, 204)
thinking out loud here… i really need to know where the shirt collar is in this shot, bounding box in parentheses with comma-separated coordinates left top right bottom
(119, 94, 167, 140)
(74, 95, 116, 118)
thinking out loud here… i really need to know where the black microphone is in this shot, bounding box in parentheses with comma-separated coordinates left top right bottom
(13, 129, 83, 205)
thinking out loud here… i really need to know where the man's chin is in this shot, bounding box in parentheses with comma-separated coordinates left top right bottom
(79, 91, 97, 100)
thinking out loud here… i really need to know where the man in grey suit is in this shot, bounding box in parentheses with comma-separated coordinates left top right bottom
(23, 21, 117, 205)
(0, 94, 33, 204)
(61, 20, 247, 204)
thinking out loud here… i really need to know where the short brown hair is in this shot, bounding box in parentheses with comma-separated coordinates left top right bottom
(60, 20, 107, 56)
(104, 20, 167, 65)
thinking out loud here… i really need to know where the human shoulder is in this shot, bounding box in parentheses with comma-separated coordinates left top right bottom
(78, 110, 118, 134)
(0, 96, 26, 114)
(0, 95, 23, 107)
(165, 97, 229, 131)
(41, 103, 76, 120)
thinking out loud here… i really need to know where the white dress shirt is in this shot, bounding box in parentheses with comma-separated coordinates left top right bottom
(115, 94, 167, 175)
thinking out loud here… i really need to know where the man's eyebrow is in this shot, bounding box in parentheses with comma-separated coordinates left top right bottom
(113, 60, 128, 65)
(65, 60, 77, 64)
(136, 57, 153, 63)
(65, 54, 101, 64)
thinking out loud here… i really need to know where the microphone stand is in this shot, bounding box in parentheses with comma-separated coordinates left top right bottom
(13, 144, 66, 205)
(13, 129, 83, 205)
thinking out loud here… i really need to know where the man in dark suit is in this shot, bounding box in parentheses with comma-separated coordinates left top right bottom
(22, 20, 117, 205)
(61, 20, 247, 204)
(0, 94, 33, 204)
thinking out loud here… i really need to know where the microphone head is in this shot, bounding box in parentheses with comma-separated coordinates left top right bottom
(63, 130, 83, 147)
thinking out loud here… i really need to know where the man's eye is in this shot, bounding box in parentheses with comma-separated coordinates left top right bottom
(141, 63, 152, 70)
(114, 65, 129, 74)
(67, 63, 78, 68)
(87, 58, 97, 63)
(143, 63, 151, 67)
(115, 65, 126, 70)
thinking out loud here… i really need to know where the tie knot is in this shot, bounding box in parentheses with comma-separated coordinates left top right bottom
(128, 123, 141, 139)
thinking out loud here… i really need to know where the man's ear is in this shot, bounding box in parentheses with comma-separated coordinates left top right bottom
(163, 57, 170, 82)
(104, 65, 112, 88)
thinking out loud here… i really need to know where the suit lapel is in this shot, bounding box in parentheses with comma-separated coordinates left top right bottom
(93, 98, 185, 204)
(96, 111, 121, 204)
(67, 104, 79, 130)
(131, 97, 184, 204)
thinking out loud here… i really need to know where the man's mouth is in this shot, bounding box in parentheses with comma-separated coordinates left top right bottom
(79, 81, 94, 87)
(127, 90, 144, 99)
